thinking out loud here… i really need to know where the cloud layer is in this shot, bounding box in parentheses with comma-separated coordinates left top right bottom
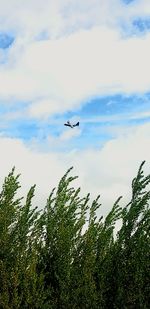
(0, 0, 150, 214)
(0, 122, 150, 215)
(0, 0, 150, 117)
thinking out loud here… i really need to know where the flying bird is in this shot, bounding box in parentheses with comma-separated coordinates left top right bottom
(64, 121, 79, 128)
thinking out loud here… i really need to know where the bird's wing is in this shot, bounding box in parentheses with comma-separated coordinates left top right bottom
(64, 123, 71, 127)
(73, 122, 79, 127)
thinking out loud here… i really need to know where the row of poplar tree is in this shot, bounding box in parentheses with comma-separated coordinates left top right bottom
(0, 161, 149, 308)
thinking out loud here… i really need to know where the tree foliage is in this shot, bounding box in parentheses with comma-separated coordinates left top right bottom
(0, 162, 149, 308)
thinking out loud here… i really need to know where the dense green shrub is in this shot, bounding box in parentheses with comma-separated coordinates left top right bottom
(0, 162, 149, 308)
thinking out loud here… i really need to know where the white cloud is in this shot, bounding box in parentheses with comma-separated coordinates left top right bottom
(0, 0, 150, 221)
(28, 99, 63, 119)
(0, 0, 149, 39)
(0, 136, 68, 207)
(28, 126, 82, 152)
(0, 0, 64, 38)
(0, 0, 149, 117)
(59, 127, 81, 141)
(0, 26, 150, 117)
(65, 122, 150, 215)
(0, 122, 150, 216)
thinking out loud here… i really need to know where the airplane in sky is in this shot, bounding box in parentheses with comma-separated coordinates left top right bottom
(64, 121, 79, 128)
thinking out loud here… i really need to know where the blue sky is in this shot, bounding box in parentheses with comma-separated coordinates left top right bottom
(0, 0, 150, 214)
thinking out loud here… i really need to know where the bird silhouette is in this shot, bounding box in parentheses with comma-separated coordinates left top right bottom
(64, 121, 79, 128)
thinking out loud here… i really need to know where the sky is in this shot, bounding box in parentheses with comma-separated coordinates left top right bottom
(0, 0, 150, 216)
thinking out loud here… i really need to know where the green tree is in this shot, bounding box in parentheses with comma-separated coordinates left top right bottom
(0, 162, 149, 308)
